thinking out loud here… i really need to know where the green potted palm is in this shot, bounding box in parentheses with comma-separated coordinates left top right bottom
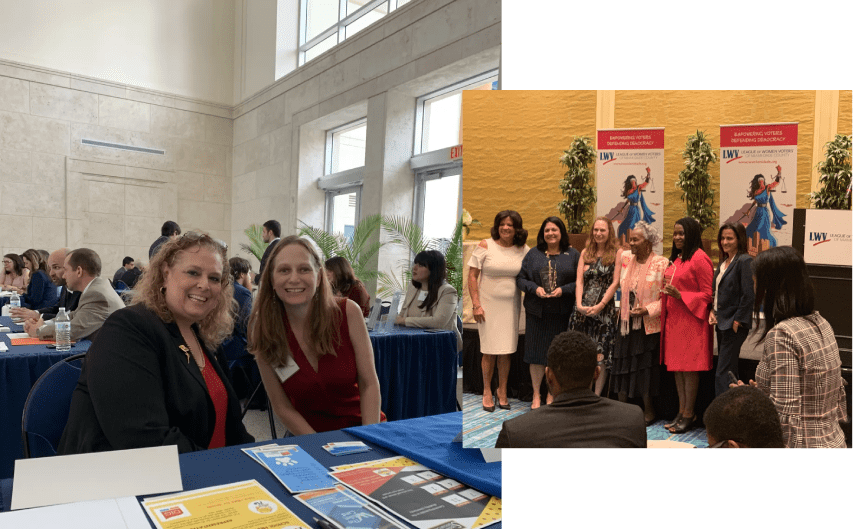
(298, 215, 390, 285)
(558, 136, 596, 252)
(810, 134, 852, 210)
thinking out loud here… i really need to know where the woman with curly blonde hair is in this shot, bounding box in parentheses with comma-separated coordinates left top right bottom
(248, 236, 384, 435)
(59, 231, 253, 454)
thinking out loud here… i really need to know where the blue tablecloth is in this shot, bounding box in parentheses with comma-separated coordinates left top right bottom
(370, 327, 458, 422)
(0, 415, 501, 528)
(0, 317, 90, 479)
(346, 411, 500, 498)
(0, 323, 458, 479)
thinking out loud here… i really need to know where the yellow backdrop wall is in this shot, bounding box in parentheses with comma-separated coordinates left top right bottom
(462, 90, 596, 238)
(463, 90, 850, 256)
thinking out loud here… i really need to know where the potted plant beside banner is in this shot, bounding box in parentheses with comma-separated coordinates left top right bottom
(810, 134, 852, 210)
(674, 130, 719, 258)
(558, 136, 596, 252)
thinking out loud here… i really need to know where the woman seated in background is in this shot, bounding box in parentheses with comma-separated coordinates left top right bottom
(395, 250, 462, 351)
(734, 246, 847, 448)
(21, 249, 59, 310)
(249, 236, 384, 435)
(58, 232, 253, 454)
(1, 253, 29, 293)
(223, 257, 252, 348)
(325, 256, 371, 317)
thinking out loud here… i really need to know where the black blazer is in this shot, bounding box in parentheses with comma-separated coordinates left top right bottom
(712, 253, 755, 331)
(516, 247, 579, 317)
(38, 286, 81, 319)
(58, 304, 254, 455)
(495, 389, 646, 448)
(254, 238, 280, 285)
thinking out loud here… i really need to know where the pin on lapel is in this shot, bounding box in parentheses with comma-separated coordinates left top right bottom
(179, 344, 191, 364)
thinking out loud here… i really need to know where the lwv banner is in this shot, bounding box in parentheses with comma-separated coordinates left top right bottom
(597, 128, 664, 253)
(719, 123, 798, 255)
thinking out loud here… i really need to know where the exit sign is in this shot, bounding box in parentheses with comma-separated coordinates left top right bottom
(450, 145, 462, 159)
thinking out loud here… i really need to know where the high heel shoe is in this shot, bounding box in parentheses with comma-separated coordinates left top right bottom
(496, 391, 510, 410)
(670, 414, 697, 434)
(482, 395, 495, 413)
(664, 413, 683, 430)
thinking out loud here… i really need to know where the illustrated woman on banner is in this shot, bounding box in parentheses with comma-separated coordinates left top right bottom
(616, 168, 655, 246)
(743, 166, 786, 254)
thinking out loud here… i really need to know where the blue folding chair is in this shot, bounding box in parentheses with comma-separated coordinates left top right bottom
(21, 353, 85, 458)
(222, 335, 277, 440)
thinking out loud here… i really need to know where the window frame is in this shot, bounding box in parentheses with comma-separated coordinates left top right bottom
(413, 69, 499, 156)
(410, 152, 462, 242)
(325, 117, 367, 175)
(299, 0, 401, 66)
(324, 184, 363, 237)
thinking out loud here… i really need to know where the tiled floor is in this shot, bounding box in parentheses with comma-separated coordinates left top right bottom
(461, 392, 708, 448)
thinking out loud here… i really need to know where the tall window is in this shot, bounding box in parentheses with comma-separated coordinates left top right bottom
(415, 71, 497, 154)
(322, 119, 367, 237)
(326, 186, 361, 238)
(327, 119, 367, 174)
(300, 0, 413, 65)
(415, 170, 461, 250)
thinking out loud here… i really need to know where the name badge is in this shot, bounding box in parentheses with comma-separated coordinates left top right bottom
(417, 291, 428, 302)
(273, 357, 300, 382)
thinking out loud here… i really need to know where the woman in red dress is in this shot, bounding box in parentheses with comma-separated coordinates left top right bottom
(248, 236, 384, 435)
(661, 217, 714, 433)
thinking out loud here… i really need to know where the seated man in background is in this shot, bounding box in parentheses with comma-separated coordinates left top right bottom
(495, 331, 646, 448)
(149, 220, 180, 260)
(704, 385, 785, 448)
(10, 248, 80, 321)
(24, 248, 125, 342)
(113, 256, 135, 287)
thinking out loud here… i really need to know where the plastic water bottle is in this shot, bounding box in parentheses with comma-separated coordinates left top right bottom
(55, 308, 71, 351)
(9, 292, 21, 309)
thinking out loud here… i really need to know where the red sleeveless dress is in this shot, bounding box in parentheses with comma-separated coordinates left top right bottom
(280, 298, 385, 432)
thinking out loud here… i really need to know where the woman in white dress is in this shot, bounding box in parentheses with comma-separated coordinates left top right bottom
(468, 210, 530, 412)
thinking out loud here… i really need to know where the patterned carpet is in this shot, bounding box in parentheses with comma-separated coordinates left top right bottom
(462, 392, 708, 448)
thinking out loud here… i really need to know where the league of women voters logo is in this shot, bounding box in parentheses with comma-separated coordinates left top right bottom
(810, 231, 851, 246)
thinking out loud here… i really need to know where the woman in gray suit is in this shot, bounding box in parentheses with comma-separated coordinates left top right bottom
(708, 223, 754, 397)
(396, 250, 462, 352)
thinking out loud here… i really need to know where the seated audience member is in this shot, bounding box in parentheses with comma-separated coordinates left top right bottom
(325, 256, 371, 317)
(227, 257, 254, 348)
(704, 386, 784, 448)
(10, 248, 81, 321)
(113, 256, 136, 287)
(495, 330, 647, 448)
(149, 220, 181, 260)
(119, 263, 143, 289)
(58, 233, 254, 454)
(1, 253, 29, 293)
(24, 249, 125, 342)
(224, 257, 256, 397)
(740, 246, 847, 448)
(20, 249, 60, 310)
(249, 236, 384, 435)
(395, 250, 462, 351)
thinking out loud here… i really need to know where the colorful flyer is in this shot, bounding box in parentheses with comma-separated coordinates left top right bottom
(719, 123, 798, 255)
(330, 457, 502, 529)
(247, 445, 337, 493)
(597, 128, 665, 254)
(295, 485, 409, 529)
(141, 479, 310, 529)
